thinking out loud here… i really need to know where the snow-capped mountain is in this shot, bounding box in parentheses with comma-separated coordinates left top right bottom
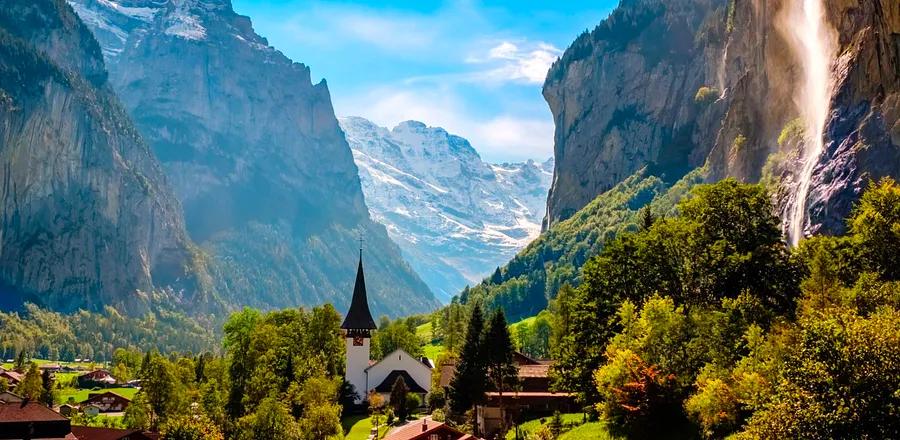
(340, 117, 553, 302)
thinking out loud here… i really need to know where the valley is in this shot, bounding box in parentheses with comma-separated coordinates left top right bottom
(0, 0, 898, 439)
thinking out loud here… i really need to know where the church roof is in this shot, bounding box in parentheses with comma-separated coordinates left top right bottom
(373, 370, 428, 394)
(341, 254, 377, 330)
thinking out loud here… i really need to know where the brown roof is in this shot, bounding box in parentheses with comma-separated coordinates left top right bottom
(383, 418, 477, 440)
(71, 426, 156, 440)
(439, 360, 552, 388)
(518, 364, 550, 378)
(0, 371, 23, 382)
(81, 392, 130, 405)
(0, 401, 68, 422)
(486, 391, 574, 398)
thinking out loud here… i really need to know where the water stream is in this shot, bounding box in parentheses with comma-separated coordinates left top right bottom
(785, 0, 837, 246)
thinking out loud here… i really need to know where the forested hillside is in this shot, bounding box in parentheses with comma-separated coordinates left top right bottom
(462, 167, 706, 321)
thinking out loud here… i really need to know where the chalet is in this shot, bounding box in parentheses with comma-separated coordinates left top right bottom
(81, 391, 130, 412)
(82, 404, 101, 417)
(58, 403, 77, 417)
(440, 352, 576, 435)
(383, 417, 482, 440)
(0, 401, 76, 439)
(71, 426, 158, 440)
(77, 370, 117, 388)
(0, 370, 23, 386)
(342, 253, 434, 405)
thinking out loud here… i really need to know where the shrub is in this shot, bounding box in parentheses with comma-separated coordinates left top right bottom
(694, 86, 720, 105)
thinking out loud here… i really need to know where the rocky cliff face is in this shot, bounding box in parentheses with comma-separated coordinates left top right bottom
(542, 0, 730, 228)
(69, 0, 438, 316)
(545, 0, 899, 238)
(341, 117, 552, 301)
(0, 0, 209, 313)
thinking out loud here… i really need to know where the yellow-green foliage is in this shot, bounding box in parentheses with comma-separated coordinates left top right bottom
(731, 134, 747, 155)
(694, 86, 720, 105)
(778, 118, 805, 147)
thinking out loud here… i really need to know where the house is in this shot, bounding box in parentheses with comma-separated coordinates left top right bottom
(342, 253, 433, 405)
(0, 391, 23, 403)
(39, 363, 62, 373)
(81, 391, 130, 412)
(383, 417, 481, 440)
(77, 370, 117, 389)
(71, 426, 158, 440)
(82, 404, 101, 417)
(440, 352, 576, 435)
(0, 370, 23, 386)
(58, 403, 77, 417)
(0, 401, 77, 439)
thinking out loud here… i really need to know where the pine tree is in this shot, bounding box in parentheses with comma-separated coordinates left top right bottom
(483, 309, 519, 434)
(641, 205, 655, 231)
(448, 304, 488, 427)
(390, 376, 410, 422)
(40, 369, 56, 407)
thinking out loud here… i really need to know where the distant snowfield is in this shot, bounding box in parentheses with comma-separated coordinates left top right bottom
(341, 116, 553, 302)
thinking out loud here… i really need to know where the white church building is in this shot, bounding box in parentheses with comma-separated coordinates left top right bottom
(341, 253, 433, 404)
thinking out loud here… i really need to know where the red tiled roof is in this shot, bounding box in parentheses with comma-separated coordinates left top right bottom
(71, 426, 154, 440)
(0, 401, 68, 422)
(383, 418, 477, 440)
(486, 391, 574, 398)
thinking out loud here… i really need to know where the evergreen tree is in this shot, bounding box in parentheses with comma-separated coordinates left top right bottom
(490, 267, 503, 285)
(0, 377, 8, 393)
(448, 305, 487, 417)
(641, 205, 655, 230)
(39, 369, 55, 407)
(390, 376, 410, 422)
(14, 351, 26, 372)
(15, 362, 42, 400)
(483, 309, 519, 433)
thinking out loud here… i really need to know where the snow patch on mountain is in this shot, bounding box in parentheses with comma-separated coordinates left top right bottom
(341, 116, 553, 302)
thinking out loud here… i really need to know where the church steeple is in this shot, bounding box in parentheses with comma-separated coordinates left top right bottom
(341, 252, 377, 333)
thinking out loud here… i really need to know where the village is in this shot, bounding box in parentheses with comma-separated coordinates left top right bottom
(0, 256, 575, 440)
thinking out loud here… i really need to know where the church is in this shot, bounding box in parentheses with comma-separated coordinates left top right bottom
(342, 253, 434, 404)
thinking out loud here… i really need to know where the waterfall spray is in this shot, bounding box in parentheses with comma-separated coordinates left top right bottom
(784, 0, 837, 246)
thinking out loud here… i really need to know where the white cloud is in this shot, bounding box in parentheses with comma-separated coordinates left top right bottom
(467, 41, 562, 84)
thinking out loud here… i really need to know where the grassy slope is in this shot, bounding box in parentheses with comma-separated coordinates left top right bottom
(508, 413, 585, 439)
(342, 414, 390, 440)
(558, 422, 620, 439)
(416, 322, 445, 360)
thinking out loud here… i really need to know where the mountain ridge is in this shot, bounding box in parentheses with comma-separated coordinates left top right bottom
(340, 116, 552, 301)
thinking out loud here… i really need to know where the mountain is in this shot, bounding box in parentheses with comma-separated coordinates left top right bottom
(468, 0, 897, 315)
(0, 0, 212, 314)
(65, 0, 439, 317)
(340, 117, 553, 301)
(543, 0, 899, 242)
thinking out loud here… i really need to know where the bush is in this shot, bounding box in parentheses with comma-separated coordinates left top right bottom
(694, 86, 720, 105)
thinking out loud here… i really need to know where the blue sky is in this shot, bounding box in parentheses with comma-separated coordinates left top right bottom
(231, 0, 617, 162)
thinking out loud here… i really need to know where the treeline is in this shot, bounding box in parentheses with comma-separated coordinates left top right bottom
(547, 178, 900, 438)
(107, 305, 345, 439)
(0, 305, 218, 361)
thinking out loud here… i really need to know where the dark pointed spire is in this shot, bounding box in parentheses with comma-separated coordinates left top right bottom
(341, 253, 377, 330)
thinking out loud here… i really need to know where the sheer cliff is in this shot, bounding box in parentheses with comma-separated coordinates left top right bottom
(543, 0, 899, 240)
(68, 0, 438, 317)
(0, 0, 211, 314)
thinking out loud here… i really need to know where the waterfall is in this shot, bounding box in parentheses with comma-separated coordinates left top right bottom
(783, 0, 837, 246)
